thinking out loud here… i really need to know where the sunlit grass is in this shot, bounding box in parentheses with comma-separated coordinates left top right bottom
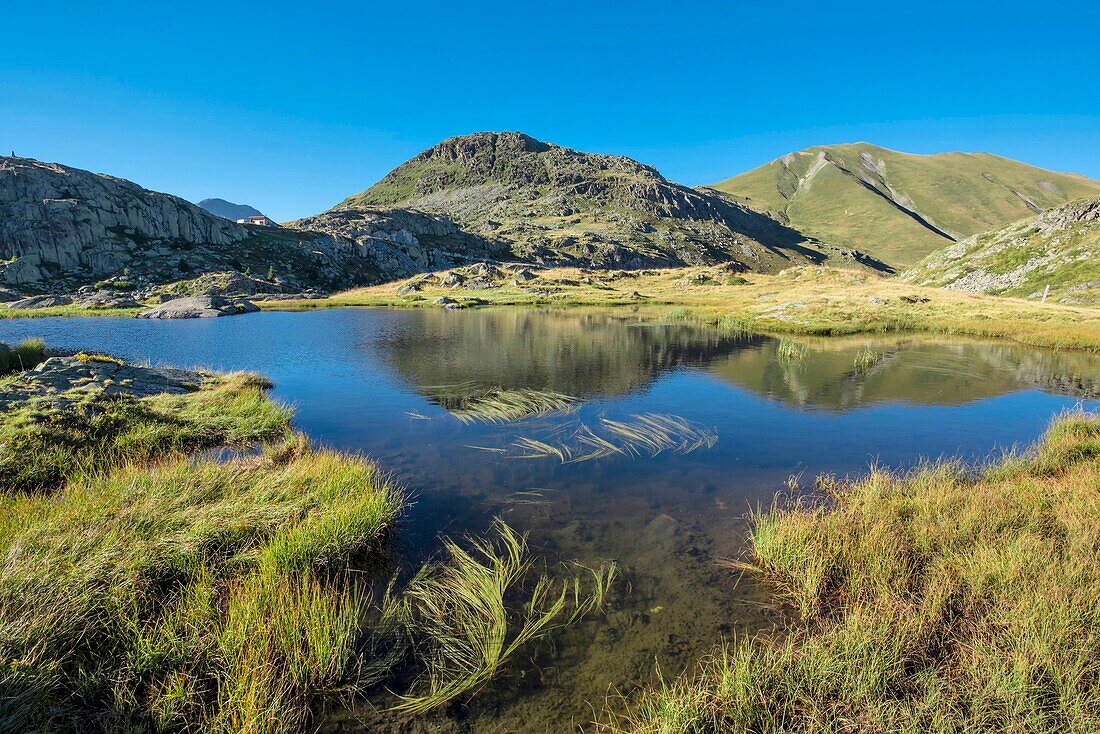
(607, 411, 1100, 733)
(0, 438, 403, 733)
(0, 370, 292, 493)
(280, 265, 1100, 351)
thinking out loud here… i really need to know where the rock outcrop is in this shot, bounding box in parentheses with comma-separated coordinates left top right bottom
(290, 206, 509, 281)
(902, 198, 1100, 305)
(0, 355, 204, 412)
(136, 295, 260, 319)
(0, 157, 386, 294)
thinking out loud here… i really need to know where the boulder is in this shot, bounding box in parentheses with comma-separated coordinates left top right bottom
(511, 268, 537, 282)
(136, 295, 259, 319)
(466, 262, 501, 279)
(433, 295, 460, 309)
(440, 272, 467, 288)
(73, 291, 144, 309)
(7, 295, 73, 310)
(464, 277, 496, 290)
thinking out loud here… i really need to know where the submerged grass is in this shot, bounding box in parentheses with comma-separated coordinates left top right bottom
(497, 412, 718, 463)
(609, 411, 1100, 733)
(385, 520, 617, 714)
(426, 384, 579, 424)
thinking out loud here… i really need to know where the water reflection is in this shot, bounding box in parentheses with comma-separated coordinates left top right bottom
(376, 309, 1100, 413)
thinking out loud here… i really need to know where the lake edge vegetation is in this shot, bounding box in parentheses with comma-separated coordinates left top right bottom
(0, 350, 615, 733)
(605, 410, 1100, 733)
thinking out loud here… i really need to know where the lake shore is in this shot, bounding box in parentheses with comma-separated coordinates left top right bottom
(6, 266, 1100, 352)
(606, 410, 1100, 733)
(270, 265, 1100, 352)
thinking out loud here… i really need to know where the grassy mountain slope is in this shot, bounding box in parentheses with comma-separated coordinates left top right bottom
(318, 132, 888, 274)
(710, 143, 1100, 268)
(903, 197, 1100, 305)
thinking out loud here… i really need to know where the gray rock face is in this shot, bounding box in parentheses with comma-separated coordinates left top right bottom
(136, 295, 259, 319)
(72, 291, 144, 309)
(0, 157, 385, 293)
(290, 206, 509, 282)
(0, 356, 203, 412)
(0, 157, 249, 288)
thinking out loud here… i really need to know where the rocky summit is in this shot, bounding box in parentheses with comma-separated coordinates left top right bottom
(0, 156, 392, 295)
(301, 132, 889, 273)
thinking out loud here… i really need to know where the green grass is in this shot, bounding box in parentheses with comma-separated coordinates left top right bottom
(0, 370, 292, 493)
(0, 338, 45, 375)
(609, 412, 1100, 733)
(0, 304, 143, 319)
(776, 337, 808, 363)
(0, 438, 403, 733)
(710, 143, 1100, 268)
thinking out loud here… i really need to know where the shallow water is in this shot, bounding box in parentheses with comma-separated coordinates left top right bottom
(4, 308, 1098, 731)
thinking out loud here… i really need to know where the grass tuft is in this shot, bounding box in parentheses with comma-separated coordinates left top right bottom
(608, 411, 1100, 733)
(0, 338, 45, 375)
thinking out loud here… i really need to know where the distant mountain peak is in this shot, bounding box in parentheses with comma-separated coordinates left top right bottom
(198, 198, 265, 222)
(710, 144, 1100, 268)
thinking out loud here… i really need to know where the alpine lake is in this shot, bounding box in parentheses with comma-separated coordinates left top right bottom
(5, 307, 1098, 732)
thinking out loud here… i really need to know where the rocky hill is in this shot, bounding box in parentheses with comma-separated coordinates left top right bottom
(302, 132, 888, 273)
(197, 198, 264, 221)
(902, 198, 1100, 305)
(0, 156, 412, 294)
(709, 143, 1100, 269)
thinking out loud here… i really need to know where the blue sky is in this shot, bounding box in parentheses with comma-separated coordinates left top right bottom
(3, 1, 1097, 221)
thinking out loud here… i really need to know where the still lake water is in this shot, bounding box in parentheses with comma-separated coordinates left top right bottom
(3, 308, 1099, 731)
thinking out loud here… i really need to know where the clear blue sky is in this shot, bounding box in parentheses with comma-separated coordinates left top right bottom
(3, 1, 1097, 221)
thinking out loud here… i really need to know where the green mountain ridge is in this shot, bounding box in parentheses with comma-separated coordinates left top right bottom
(902, 197, 1100, 305)
(301, 132, 890, 274)
(709, 143, 1100, 268)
